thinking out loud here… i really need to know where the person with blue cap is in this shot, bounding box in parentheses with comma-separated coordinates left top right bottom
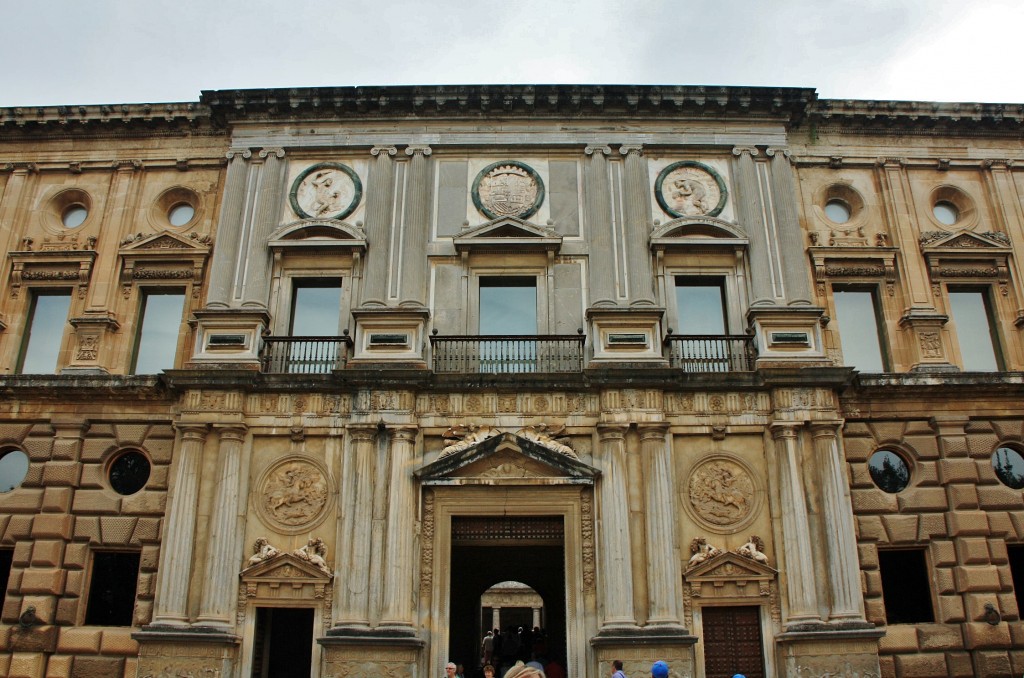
(651, 660, 669, 678)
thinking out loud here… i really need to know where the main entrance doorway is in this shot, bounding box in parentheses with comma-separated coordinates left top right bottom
(250, 607, 314, 678)
(448, 516, 566, 677)
(701, 606, 766, 678)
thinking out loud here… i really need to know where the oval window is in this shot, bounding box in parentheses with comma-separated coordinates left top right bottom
(824, 199, 851, 224)
(868, 449, 911, 493)
(933, 201, 959, 226)
(993, 446, 1024, 489)
(168, 203, 195, 227)
(109, 450, 151, 495)
(0, 449, 30, 493)
(62, 205, 88, 228)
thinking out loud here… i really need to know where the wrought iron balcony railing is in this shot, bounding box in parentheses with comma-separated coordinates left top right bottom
(664, 333, 756, 372)
(260, 336, 353, 374)
(430, 334, 585, 374)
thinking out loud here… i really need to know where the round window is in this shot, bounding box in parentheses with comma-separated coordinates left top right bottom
(933, 201, 959, 226)
(0, 449, 29, 493)
(824, 199, 851, 224)
(993, 446, 1024, 489)
(109, 450, 151, 495)
(868, 449, 911, 493)
(62, 205, 88, 228)
(168, 203, 195, 227)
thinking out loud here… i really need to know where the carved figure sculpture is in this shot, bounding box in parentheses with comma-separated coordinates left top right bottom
(262, 461, 328, 526)
(247, 538, 280, 566)
(687, 537, 723, 568)
(671, 177, 710, 216)
(293, 537, 330, 575)
(688, 459, 755, 526)
(517, 423, 579, 459)
(440, 423, 502, 456)
(735, 535, 770, 565)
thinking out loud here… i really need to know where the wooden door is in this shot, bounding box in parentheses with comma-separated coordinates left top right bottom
(701, 605, 765, 678)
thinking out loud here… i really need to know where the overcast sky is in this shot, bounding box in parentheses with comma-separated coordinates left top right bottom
(3, 0, 1023, 107)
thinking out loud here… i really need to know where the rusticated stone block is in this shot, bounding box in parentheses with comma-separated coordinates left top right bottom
(967, 595, 1007, 622)
(99, 628, 137, 654)
(134, 599, 153, 626)
(917, 514, 947, 539)
(113, 423, 148, 447)
(148, 465, 169, 490)
(139, 545, 160, 571)
(79, 439, 115, 463)
(881, 514, 919, 543)
(98, 517, 137, 545)
(13, 541, 33, 566)
(70, 491, 121, 515)
(41, 488, 73, 514)
(956, 537, 991, 565)
(2, 594, 22, 624)
(64, 571, 84, 598)
(937, 594, 966, 623)
(938, 458, 979, 483)
(1011, 648, 1024, 676)
(989, 538, 1009, 564)
(955, 565, 1001, 592)
(966, 431, 999, 457)
(72, 518, 100, 544)
(989, 511, 1015, 537)
(848, 464, 876, 489)
(20, 568, 66, 595)
(0, 625, 11, 650)
(915, 460, 939, 485)
(54, 598, 79, 626)
(57, 627, 101, 654)
(857, 515, 885, 541)
(947, 484, 979, 509)
(865, 598, 886, 625)
(77, 465, 104, 490)
(946, 651, 974, 678)
(136, 572, 154, 598)
(998, 593, 1018, 619)
(878, 624, 918, 652)
(897, 487, 947, 512)
(2, 490, 45, 512)
(62, 544, 87, 570)
(9, 625, 58, 653)
(972, 650, 1012, 676)
(30, 541, 63, 568)
(1009, 513, 1024, 539)
(978, 484, 1024, 510)
(947, 511, 991, 536)
(964, 622, 1012, 649)
(917, 622, 963, 651)
(8, 652, 45, 678)
(70, 656, 124, 678)
(41, 462, 80, 487)
(893, 651, 946, 677)
(858, 543, 878, 569)
(121, 492, 165, 517)
(863, 570, 883, 596)
(44, 654, 72, 678)
(877, 654, 895, 678)
(852, 489, 899, 513)
(0, 654, 10, 678)
(933, 567, 955, 594)
(31, 515, 73, 540)
(130, 517, 161, 542)
(123, 658, 138, 678)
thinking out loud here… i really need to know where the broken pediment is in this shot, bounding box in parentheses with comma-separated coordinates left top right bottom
(650, 216, 748, 252)
(453, 216, 562, 253)
(416, 431, 598, 486)
(268, 218, 367, 252)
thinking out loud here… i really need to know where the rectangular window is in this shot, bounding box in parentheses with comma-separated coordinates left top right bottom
(290, 279, 343, 336)
(479, 277, 537, 335)
(948, 288, 1000, 371)
(1008, 545, 1024, 616)
(674, 277, 726, 335)
(878, 549, 934, 624)
(85, 551, 140, 626)
(132, 290, 186, 374)
(833, 287, 886, 372)
(0, 548, 12, 613)
(18, 290, 72, 374)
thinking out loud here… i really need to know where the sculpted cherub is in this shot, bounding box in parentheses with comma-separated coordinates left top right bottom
(293, 537, 330, 574)
(735, 535, 770, 565)
(440, 423, 501, 456)
(247, 537, 280, 566)
(687, 537, 723, 568)
(518, 422, 578, 459)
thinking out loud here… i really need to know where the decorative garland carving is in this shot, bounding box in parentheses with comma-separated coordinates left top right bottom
(581, 490, 595, 592)
(420, 490, 435, 597)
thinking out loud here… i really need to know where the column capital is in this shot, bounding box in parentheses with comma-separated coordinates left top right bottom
(983, 159, 1014, 170)
(371, 146, 398, 157)
(618, 144, 643, 157)
(769, 421, 802, 439)
(732, 146, 759, 157)
(585, 145, 611, 156)
(637, 421, 670, 439)
(875, 156, 906, 168)
(404, 145, 432, 157)
(597, 423, 628, 440)
(391, 426, 418, 442)
(807, 420, 844, 437)
(173, 422, 209, 438)
(258, 147, 286, 160)
(213, 424, 248, 442)
(2, 162, 38, 174)
(348, 424, 379, 441)
(765, 147, 791, 158)
(226, 148, 252, 160)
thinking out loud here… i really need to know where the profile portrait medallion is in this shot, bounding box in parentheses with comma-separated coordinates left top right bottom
(289, 162, 363, 220)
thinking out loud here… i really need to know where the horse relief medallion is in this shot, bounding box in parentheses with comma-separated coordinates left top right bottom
(257, 458, 331, 532)
(687, 456, 758, 531)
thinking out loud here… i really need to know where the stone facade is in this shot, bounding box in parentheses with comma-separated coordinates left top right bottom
(0, 85, 1021, 677)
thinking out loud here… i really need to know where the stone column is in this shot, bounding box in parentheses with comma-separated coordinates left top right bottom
(619, 145, 656, 304)
(638, 423, 684, 627)
(380, 427, 418, 631)
(334, 425, 377, 629)
(771, 423, 820, 625)
(196, 425, 247, 629)
(399, 146, 432, 307)
(767, 148, 813, 304)
(241, 148, 286, 308)
(584, 146, 617, 305)
(809, 422, 866, 622)
(152, 424, 208, 626)
(207, 149, 252, 307)
(491, 608, 500, 630)
(596, 424, 637, 629)
(732, 147, 778, 305)
(359, 147, 398, 306)
(532, 608, 541, 629)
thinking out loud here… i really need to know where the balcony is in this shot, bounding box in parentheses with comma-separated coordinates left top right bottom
(664, 333, 756, 372)
(260, 336, 353, 374)
(430, 334, 585, 374)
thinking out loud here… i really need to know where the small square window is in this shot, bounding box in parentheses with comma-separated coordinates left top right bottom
(18, 290, 72, 374)
(85, 551, 140, 626)
(878, 549, 934, 624)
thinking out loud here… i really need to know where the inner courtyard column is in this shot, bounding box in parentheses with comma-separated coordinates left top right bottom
(379, 426, 419, 632)
(595, 424, 637, 630)
(638, 422, 684, 628)
(334, 425, 377, 630)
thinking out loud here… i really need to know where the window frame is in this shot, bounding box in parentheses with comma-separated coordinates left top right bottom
(830, 283, 890, 373)
(469, 267, 549, 335)
(83, 549, 142, 627)
(271, 270, 351, 337)
(16, 287, 74, 374)
(664, 261, 747, 337)
(129, 286, 188, 374)
(877, 548, 935, 625)
(945, 284, 1004, 372)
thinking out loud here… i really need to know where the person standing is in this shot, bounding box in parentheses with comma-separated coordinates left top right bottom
(611, 659, 627, 678)
(445, 662, 458, 678)
(651, 660, 670, 678)
(482, 630, 495, 667)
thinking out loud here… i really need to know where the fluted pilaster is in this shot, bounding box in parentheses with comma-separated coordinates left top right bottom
(585, 146, 617, 305)
(620, 145, 656, 304)
(767, 148, 813, 304)
(732, 147, 777, 305)
(360, 146, 398, 306)
(399, 146, 432, 307)
(242, 148, 286, 307)
(597, 424, 637, 629)
(639, 423, 683, 627)
(379, 427, 419, 630)
(207, 150, 252, 307)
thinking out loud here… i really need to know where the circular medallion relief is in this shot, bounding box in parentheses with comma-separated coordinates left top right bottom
(255, 457, 331, 533)
(472, 161, 545, 220)
(685, 455, 760, 533)
(655, 161, 728, 218)
(289, 162, 362, 220)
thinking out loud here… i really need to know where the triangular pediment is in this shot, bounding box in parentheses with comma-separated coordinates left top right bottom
(650, 216, 748, 251)
(119, 230, 211, 252)
(416, 432, 597, 486)
(919, 229, 1011, 251)
(454, 217, 562, 253)
(268, 219, 367, 251)
(240, 552, 332, 582)
(685, 551, 777, 581)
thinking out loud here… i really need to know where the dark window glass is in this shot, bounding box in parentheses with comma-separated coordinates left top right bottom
(132, 290, 186, 374)
(1008, 545, 1024, 618)
(993, 447, 1024, 489)
(0, 548, 12, 613)
(109, 450, 151, 495)
(833, 288, 886, 372)
(868, 449, 911, 493)
(290, 280, 342, 336)
(948, 289, 1000, 371)
(0, 449, 29, 493)
(479, 277, 537, 335)
(18, 290, 72, 374)
(675, 277, 726, 335)
(879, 549, 934, 624)
(85, 551, 140, 626)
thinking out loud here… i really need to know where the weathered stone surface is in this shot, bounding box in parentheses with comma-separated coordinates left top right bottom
(917, 623, 963, 651)
(963, 622, 1012, 649)
(893, 651, 947, 678)
(70, 656, 125, 678)
(972, 649, 1012, 676)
